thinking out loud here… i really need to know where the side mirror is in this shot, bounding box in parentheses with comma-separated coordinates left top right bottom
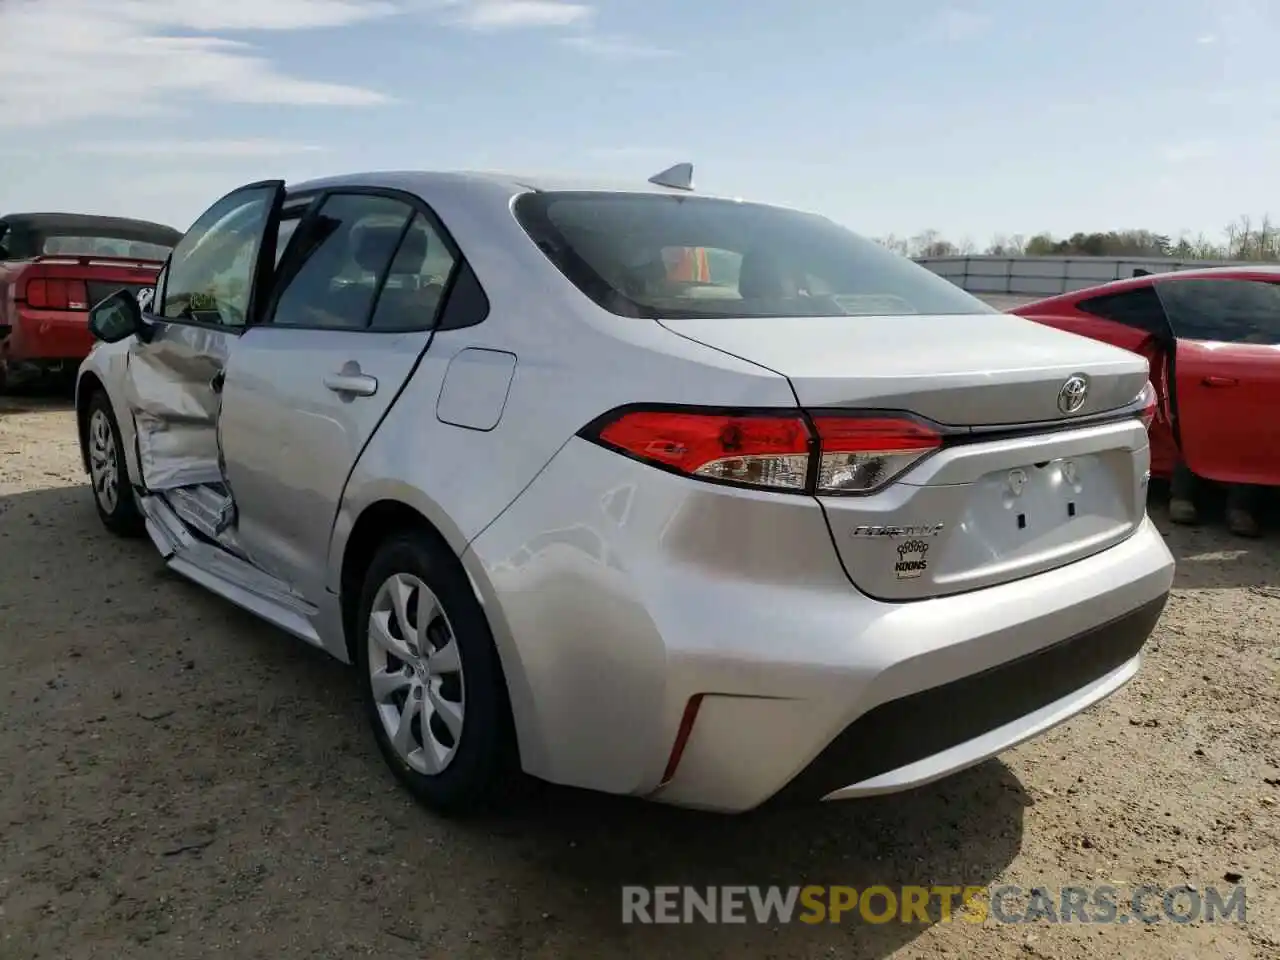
(88, 289, 150, 344)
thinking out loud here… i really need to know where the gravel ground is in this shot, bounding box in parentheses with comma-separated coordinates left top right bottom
(1, 393, 1277, 960)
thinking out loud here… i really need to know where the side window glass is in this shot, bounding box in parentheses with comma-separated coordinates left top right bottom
(1076, 287, 1168, 336)
(162, 185, 277, 327)
(1152, 279, 1280, 345)
(274, 216, 301, 266)
(270, 194, 412, 330)
(368, 214, 459, 331)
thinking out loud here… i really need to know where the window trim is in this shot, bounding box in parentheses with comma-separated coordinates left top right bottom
(153, 179, 286, 336)
(256, 185, 469, 335)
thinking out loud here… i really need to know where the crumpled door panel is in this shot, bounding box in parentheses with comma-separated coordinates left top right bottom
(125, 323, 233, 491)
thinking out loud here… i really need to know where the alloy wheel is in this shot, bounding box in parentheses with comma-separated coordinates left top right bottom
(367, 572, 466, 775)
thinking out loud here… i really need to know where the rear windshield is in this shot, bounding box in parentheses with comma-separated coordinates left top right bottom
(513, 191, 994, 319)
(41, 235, 172, 260)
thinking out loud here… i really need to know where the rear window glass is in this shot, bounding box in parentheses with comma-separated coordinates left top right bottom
(1152, 278, 1280, 345)
(42, 235, 172, 260)
(513, 191, 995, 319)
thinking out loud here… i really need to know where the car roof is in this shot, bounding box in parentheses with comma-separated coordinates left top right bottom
(0, 212, 181, 243)
(285, 169, 732, 202)
(1018, 264, 1280, 310)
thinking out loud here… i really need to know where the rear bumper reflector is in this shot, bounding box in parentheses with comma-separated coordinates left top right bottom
(659, 693, 705, 786)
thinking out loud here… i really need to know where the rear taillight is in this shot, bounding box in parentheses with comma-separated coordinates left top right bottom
(811, 416, 943, 493)
(586, 408, 942, 495)
(1136, 381, 1157, 431)
(23, 277, 90, 311)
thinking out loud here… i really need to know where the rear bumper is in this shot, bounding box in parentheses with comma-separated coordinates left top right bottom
(1, 308, 93, 362)
(466, 437, 1177, 814)
(776, 593, 1165, 804)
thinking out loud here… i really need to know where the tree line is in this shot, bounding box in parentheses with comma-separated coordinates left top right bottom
(876, 214, 1280, 261)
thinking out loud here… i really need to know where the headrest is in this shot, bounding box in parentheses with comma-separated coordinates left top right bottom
(351, 223, 410, 274)
(392, 226, 430, 274)
(738, 248, 793, 299)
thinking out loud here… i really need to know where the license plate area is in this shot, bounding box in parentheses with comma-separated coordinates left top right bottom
(936, 452, 1135, 585)
(993, 456, 1101, 534)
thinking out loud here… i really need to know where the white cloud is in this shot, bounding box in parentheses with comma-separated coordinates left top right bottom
(437, 0, 591, 29)
(1197, 33, 1218, 43)
(0, 0, 395, 128)
(561, 34, 674, 59)
(114, 0, 400, 31)
(77, 139, 330, 158)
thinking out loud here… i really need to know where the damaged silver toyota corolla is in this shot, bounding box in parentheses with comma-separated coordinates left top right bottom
(75, 168, 1175, 816)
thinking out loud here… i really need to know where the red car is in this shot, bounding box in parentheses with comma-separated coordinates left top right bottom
(0, 212, 180, 390)
(1011, 267, 1280, 490)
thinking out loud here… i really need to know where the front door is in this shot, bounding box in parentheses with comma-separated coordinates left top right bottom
(218, 191, 460, 600)
(124, 181, 284, 491)
(1155, 277, 1280, 486)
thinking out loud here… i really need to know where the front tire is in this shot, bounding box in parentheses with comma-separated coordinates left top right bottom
(86, 390, 144, 537)
(357, 532, 520, 815)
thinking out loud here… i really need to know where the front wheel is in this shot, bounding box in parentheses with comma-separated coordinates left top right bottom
(86, 391, 145, 537)
(356, 532, 520, 815)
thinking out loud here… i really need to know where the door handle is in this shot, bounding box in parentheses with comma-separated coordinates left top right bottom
(1201, 375, 1238, 388)
(323, 372, 378, 397)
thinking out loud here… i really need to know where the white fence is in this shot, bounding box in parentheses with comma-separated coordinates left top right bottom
(914, 255, 1256, 298)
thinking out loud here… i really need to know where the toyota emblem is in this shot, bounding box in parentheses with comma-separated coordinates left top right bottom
(1057, 375, 1089, 415)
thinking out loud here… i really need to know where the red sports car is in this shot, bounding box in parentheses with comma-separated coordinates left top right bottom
(0, 212, 179, 390)
(1011, 267, 1280, 490)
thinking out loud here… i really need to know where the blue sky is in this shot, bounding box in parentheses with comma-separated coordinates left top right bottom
(0, 0, 1274, 246)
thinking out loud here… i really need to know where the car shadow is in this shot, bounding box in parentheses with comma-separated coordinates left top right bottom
(1, 481, 1030, 959)
(1147, 484, 1280, 593)
(0, 382, 76, 415)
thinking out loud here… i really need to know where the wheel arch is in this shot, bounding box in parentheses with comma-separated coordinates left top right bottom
(335, 494, 544, 775)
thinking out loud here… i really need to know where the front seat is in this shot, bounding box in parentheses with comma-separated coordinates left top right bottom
(317, 223, 407, 326)
(370, 226, 444, 330)
(737, 249, 796, 300)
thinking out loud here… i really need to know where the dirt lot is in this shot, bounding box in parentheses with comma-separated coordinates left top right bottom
(0, 394, 1276, 960)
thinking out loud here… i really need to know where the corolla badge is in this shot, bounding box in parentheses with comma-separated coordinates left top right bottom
(1057, 374, 1089, 415)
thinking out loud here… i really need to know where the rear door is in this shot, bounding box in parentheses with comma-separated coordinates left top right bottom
(1153, 277, 1280, 486)
(124, 180, 284, 490)
(218, 190, 461, 599)
(1068, 285, 1178, 474)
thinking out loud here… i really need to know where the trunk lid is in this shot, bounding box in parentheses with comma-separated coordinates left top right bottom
(658, 312, 1152, 600)
(658, 312, 1148, 424)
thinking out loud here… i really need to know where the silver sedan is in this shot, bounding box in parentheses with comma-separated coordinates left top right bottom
(75, 165, 1174, 814)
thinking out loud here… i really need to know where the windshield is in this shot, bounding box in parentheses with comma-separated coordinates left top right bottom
(42, 235, 173, 260)
(513, 191, 995, 319)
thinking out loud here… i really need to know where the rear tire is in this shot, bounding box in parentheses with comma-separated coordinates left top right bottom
(86, 390, 145, 537)
(356, 532, 521, 816)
